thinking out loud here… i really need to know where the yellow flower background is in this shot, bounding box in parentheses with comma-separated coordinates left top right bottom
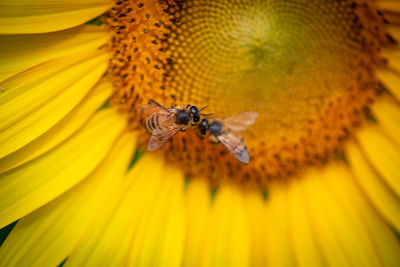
(0, 0, 399, 266)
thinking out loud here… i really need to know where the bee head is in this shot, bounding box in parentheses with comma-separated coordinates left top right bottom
(190, 105, 201, 123)
(198, 119, 208, 135)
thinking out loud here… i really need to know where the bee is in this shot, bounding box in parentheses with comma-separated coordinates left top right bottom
(137, 99, 209, 151)
(198, 111, 258, 164)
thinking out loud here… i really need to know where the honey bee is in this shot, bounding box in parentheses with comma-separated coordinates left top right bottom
(137, 99, 209, 151)
(198, 111, 258, 164)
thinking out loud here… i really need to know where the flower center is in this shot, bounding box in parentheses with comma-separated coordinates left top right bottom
(105, 0, 389, 188)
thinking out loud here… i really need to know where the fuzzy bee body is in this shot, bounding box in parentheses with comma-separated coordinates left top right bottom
(138, 100, 207, 151)
(144, 110, 175, 133)
(198, 112, 258, 164)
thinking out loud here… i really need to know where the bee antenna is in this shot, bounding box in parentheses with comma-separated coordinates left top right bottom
(200, 105, 208, 111)
(201, 113, 213, 116)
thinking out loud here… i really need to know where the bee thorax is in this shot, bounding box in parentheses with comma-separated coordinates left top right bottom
(174, 110, 191, 125)
(208, 121, 223, 136)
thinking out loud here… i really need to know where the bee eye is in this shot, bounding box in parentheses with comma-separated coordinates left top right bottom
(190, 106, 199, 114)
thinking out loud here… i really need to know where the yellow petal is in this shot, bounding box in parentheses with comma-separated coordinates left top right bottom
(0, 0, 113, 34)
(386, 25, 400, 41)
(0, 131, 136, 267)
(0, 108, 126, 229)
(67, 154, 182, 267)
(0, 52, 102, 129)
(381, 49, 400, 71)
(372, 94, 400, 147)
(376, 1, 400, 12)
(376, 68, 400, 102)
(264, 185, 295, 267)
(0, 25, 109, 83)
(0, 80, 112, 173)
(328, 157, 400, 266)
(243, 190, 267, 266)
(357, 124, 400, 198)
(127, 161, 186, 267)
(303, 163, 399, 266)
(147, 168, 186, 267)
(321, 164, 382, 266)
(200, 185, 251, 267)
(348, 142, 400, 231)
(286, 179, 325, 267)
(0, 52, 109, 159)
(65, 154, 164, 267)
(300, 168, 354, 266)
(182, 179, 212, 267)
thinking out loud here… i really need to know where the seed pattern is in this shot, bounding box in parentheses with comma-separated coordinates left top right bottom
(105, 0, 395, 188)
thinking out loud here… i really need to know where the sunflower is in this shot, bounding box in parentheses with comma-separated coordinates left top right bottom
(0, 0, 400, 266)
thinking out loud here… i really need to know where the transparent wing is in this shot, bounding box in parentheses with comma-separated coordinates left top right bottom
(221, 111, 258, 132)
(137, 100, 174, 116)
(217, 131, 250, 164)
(147, 126, 181, 151)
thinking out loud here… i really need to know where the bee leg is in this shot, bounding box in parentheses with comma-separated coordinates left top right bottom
(210, 135, 219, 143)
(180, 128, 187, 132)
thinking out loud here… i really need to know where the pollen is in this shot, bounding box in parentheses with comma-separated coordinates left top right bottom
(105, 0, 395, 189)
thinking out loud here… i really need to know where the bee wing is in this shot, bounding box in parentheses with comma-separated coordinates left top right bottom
(217, 130, 250, 164)
(137, 101, 174, 116)
(221, 111, 258, 132)
(147, 126, 182, 151)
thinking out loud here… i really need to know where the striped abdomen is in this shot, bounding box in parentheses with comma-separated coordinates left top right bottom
(145, 112, 174, 132)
